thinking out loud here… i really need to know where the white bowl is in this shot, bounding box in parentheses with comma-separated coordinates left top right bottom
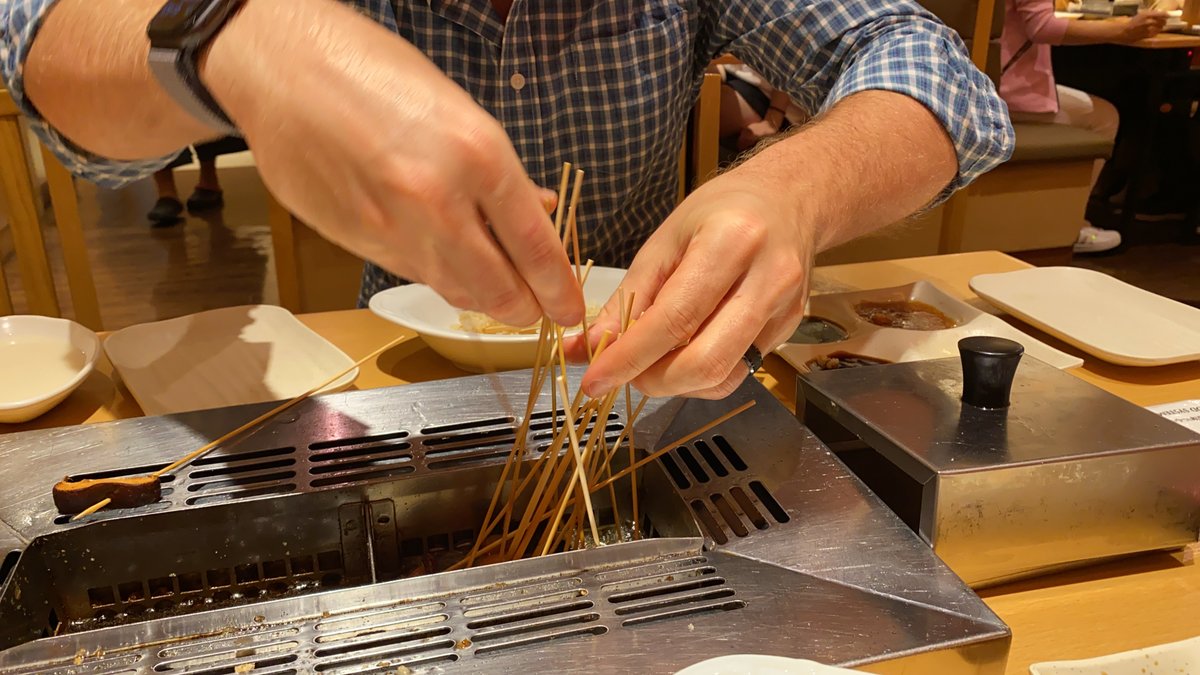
(0, 315, 101, 423)
(1029, 635, 1200, 674)
(368, 267, 627, 373)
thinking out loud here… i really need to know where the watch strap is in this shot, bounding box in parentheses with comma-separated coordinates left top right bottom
(148, 46, 239, 136)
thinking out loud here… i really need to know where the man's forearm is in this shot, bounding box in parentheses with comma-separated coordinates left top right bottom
(25, 0, 217, 160)
(734, 90, 958, 252)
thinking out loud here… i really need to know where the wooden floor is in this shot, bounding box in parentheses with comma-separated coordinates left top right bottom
(2, 156, 280, 329)
(1, 154, 1197, 330)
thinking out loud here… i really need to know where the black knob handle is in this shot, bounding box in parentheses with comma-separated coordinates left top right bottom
(958, 336, 1023, 409)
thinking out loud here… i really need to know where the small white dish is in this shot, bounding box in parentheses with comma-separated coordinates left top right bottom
(971, 267, 1200, 366)
(1029, 634, 1200, 674)
(775, 281, 1083, 373)
(0, 315, 100, 424)
(368, 267, 626, 373)
(676, 655, 863, 674)
(103, 305, 357, 416)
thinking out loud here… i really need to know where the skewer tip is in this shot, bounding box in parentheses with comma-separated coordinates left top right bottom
(70, 498, 112, 521)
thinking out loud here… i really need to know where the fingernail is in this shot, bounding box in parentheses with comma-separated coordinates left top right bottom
(585, 379, 613, 399)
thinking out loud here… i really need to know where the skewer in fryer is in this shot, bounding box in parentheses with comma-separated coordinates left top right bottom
(591, 400, 756, 492)
(455, 161, 755, 569)
(55, 334, 412, 519)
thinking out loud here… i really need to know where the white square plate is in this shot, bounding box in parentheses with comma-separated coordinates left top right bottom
(1029, 634, 1200, 674)
(104, 305, 357, 416)
(970, 267, 1200, 366)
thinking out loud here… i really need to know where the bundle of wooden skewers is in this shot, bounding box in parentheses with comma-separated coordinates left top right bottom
(452, 164, 754, 570)
(55, 162, 752, 569)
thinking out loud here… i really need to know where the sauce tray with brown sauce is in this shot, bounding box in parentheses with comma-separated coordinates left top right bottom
(776, 281, 1082, 373)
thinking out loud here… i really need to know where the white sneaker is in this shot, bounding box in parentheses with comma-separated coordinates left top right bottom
(1074, 226, 1121, 254)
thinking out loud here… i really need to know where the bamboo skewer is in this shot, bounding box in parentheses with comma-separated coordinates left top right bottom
(620, 290, 642, 539)
(540, 375, 595, 555)
(455, 162, 759, 570)
(468, 163, 577, 564)
(592, 400, 757, 493)
(69, 334, 411, 520)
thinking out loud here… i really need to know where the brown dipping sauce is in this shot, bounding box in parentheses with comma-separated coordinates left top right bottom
(854, 300, 955, 331)
(807, 351, 893, 371)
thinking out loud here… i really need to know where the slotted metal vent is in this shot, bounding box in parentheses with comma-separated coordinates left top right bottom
(49, 409, 626, 527)
(418, 417, 517, 472)
(462, 576, 605, 657)
(311, 602, 458, 674)
(155, 627, 302, 673)
(307, 432, 414, 488)
(14, 544, 744, 674)
(38, 653, 143, 675)
(688, 481, 790, 545)
(80, 550, 348, 630)
(597, 555, 744, 626)
(184, 445, 299, 506)
(660, 434, 749, 490)
(528, 410, 623, 453)
(656, 434, 789, 544)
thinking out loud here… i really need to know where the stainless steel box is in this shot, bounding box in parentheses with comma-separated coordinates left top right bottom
(799, 355, 1200, 587)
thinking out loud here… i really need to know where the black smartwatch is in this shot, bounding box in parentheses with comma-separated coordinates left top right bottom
(147, 0, 246, 135)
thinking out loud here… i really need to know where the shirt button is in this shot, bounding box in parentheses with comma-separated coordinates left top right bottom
(510, 72, 526, 91)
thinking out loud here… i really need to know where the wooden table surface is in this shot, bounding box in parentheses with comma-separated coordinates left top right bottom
(1134, 30, 1200, 48)
(3, 250, 1199, 673)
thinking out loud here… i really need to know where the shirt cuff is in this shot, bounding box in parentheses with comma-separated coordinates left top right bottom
(2, 0, 177, 187)
(822, 23, 1016, 199)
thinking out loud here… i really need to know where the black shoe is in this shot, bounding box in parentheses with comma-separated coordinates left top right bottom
(147, 197, 183, 225)
(186, 187, 224, 212)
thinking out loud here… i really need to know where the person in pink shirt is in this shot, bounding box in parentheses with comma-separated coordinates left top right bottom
(1001, 0, 1167, 252)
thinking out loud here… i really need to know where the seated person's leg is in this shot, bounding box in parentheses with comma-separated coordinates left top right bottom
(188, 136, 251, 212)
(148, 148, 193, 225)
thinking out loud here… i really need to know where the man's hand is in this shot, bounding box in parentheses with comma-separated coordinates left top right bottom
(27, 0, 582, 328)
(567, 166, 814, 400)
(206, 0, 581, 326)
(567, 91, 958, 400)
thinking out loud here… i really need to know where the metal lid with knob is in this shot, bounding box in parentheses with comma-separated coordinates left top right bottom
(958, 336, 1023, 410)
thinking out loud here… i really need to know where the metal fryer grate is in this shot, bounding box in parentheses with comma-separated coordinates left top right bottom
(51, 408, 624, 525)
(14, 543, 741, 675)
(0, 371, 1012, 673)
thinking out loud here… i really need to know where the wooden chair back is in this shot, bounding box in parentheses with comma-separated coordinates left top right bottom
(0, 91, 102, 330)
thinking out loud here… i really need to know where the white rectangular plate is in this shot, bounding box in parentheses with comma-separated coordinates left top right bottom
(774, 280, 1083, 373)
(104, 305, 357, 416)
(970, 267, 1200, 366)
(1029, 634, 1200, 674)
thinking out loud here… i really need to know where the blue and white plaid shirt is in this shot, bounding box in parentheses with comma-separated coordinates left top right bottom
(2, 0, 1014, 301)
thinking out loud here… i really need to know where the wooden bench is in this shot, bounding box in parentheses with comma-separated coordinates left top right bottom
(820, 0, 1116, 265)
(941, 122, 1113, 263)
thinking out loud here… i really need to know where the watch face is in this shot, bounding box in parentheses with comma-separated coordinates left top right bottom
(147, 0, 226, 48)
